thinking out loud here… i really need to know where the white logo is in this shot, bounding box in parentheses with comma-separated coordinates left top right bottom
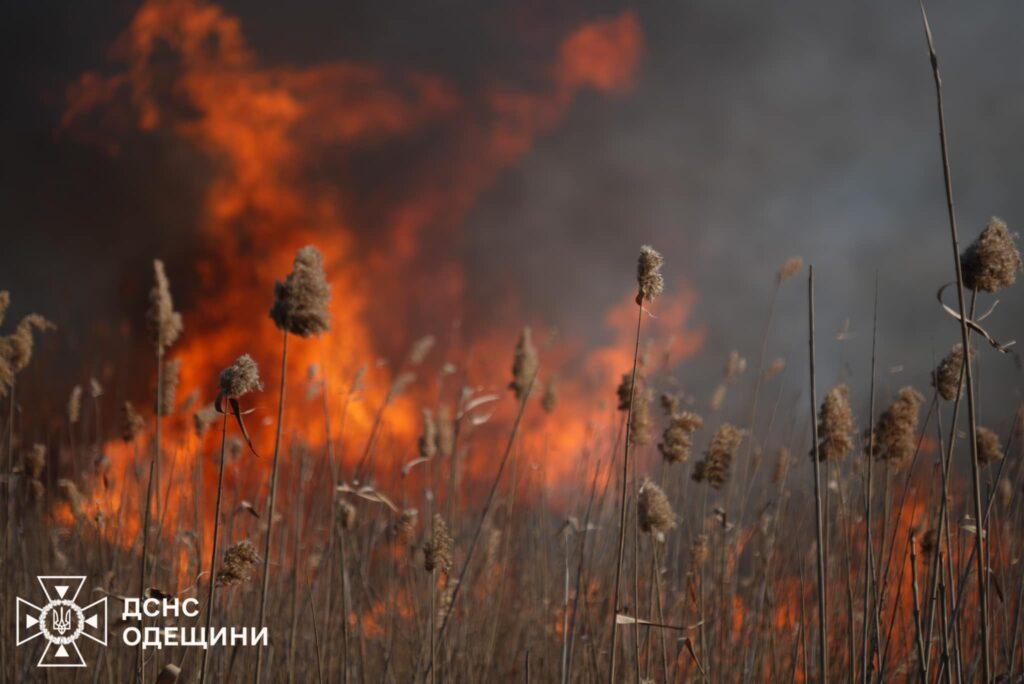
(16, 576, 107, 668)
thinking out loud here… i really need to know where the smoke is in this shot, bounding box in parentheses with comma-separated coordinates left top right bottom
(3, 0, 1024, 434)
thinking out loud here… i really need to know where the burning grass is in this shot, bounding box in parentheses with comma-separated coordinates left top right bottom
(1, 2, 1023, 683)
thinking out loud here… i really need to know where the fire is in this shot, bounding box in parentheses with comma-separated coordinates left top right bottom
(60, 0, 673, 544)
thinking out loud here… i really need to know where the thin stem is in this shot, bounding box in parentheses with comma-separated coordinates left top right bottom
(609, 303, 644, 684)
(199, 412, 230, 684)
(862, 272, 879, 684)
(918, 5, 990, 678)
(255, 328, 290, 684)
(808, 265, 828, 682)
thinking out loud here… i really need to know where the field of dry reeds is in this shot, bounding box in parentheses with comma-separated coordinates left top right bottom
(3, 4, 1024, 684)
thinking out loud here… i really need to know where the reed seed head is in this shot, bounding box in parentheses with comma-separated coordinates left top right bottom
(975, 426, 1004, 466)
(193, 404, 218, 437)
(509, 326, 539, 400)
(724, 350, 747, 382)
(636, 245, 665, 305)
(616, 372, 635, 412)
(778, 256, 804, 283)
(68, 385, 82, 425)
(765, 357, 786, 379)
(709, 384, 727, 411)
(542, 377, 557, 413)
(694, 423, 744, 489)
(147, 260, 182, 353)
(270, 245, 331, 337)
(158, 358, 181, 415)
(57, 479, 84, 518)
(659, 410, 703, 464)
(423, 514, 454, 573)
(0, 312, 55, 396)
(219, 354, 263, 398)
(437, 405, 454, 459)
(638, 479, 676, 535)
(961, 217, 1021, 293)
(216, 539, 260, 586)
(870, 387, 924, 466)
(932, 344, 973, 401)
(393, 508, 418, 543)
(772, 447, 792, 486)
(121, 401, 145, 443)
(629, 385, 654, 446)
(816, 384, 854, 461)
(419, 409, 437, 460)
(407, 335, 435, 366)
(25, 443, 46, 480)
(660, 392, 681, 416)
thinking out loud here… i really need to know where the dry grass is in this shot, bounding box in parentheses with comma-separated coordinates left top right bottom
(2, 16, 1024, 684)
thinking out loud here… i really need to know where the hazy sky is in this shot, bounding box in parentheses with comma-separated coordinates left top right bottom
(2, 0, 1023, 422)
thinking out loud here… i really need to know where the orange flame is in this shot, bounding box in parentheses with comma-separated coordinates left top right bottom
(61, 0, 667, 547)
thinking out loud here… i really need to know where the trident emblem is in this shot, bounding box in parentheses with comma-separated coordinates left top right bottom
(15, 576, 108, 668)
(51, 605, 73, 636)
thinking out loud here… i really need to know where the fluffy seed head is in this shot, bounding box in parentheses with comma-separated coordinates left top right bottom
(638, 479, 676, 535)
(219, 354, 263, 399)
(418, 409, 437, 460)
(392, 508, 418, 543)
(67, 385, 82, 425)
(975, 426, 1004, 466)
(961, 217, 1021, 293)
(636, 245, 665, 305)
(724, 350, 747, 382)
(616, 373, 635, 411)
(193, 404, 218, 437)
(765, 357, 786, 379)
(629, 385, 654, 446)
(778, 256, 804, 283)
(216, 539, 260, 586)
(147, 260, 182, 352)
(424, 514, 454, 573)
(870, 387, 925, 466)
(121, 401, 145, 443)
(694, 423, 744, 489)
(659, 410, 703, 464)
(270, 245, 331, 337)
(816, 384, 854, 461)
(509, 326, 539, 400)
(57, 479, 84, 518)
(437, 405, 454, 459)
(772, 447, 792, 485)
(0, 313, 55, 396)
(25, 444, 46, 480)
(932, 344, 972, 401)
(542, 378, 558, 413)
(406, 335, 435, 366)
(158, 358, 181, 416)
(709, 384, 727, 411)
